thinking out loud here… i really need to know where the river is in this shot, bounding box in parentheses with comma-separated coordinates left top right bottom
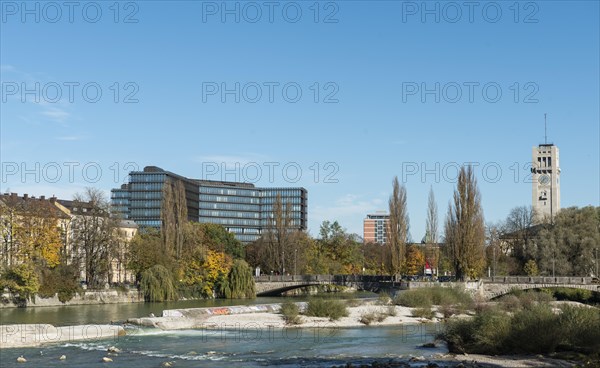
(1, 293, 447, 367)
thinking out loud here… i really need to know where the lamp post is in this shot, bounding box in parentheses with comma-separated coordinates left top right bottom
(595, 247, 598, 278)
(294, 248, 297, 276)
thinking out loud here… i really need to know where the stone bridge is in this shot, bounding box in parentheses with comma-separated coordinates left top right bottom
(255, 275, 600, 299)
(254, 275, 398, 296)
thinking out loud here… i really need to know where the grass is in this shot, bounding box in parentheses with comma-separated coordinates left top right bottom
(345, 298, 362, 307)
(411, 307, 436, 319)
(440, 301, 600, 356)
(304, 298, 349, 321)
(280, 301, 302, 325)
(377, 292, 392, 305)
(358, 308, 390, 325)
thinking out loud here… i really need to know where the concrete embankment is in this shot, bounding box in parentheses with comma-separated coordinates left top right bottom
(1, 290, 143, 308)
(128, 303, 289, 329)
(0, 324, 125, 349)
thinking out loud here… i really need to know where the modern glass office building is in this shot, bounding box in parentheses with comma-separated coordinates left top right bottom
(111, 166, 307, 243)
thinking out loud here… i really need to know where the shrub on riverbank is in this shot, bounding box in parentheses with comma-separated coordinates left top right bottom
(37, 264, 81, 303)
(280, 301, 302, 325)
(541, 287, 600, 305)
(441, 302, 600, 355)
(305, 299, 348, 321)
(394, 287, 472, 310)
(411, 307, 436, 319)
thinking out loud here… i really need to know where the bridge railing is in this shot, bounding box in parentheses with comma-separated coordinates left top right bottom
(482, 276, 592, 284)
(254, 275, 396, 283)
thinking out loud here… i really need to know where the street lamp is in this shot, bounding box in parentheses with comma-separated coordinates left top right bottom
(294, 248, 297, 275)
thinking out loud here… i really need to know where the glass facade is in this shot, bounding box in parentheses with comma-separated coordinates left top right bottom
(111, 166, 307, 243)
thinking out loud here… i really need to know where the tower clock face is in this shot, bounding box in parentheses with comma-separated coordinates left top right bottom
(539, 174, 551, 185)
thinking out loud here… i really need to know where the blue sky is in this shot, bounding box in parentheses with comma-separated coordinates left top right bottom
(1, 0, 599, 240)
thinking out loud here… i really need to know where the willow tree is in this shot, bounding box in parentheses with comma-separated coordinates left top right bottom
(387, 177, 409, 276)
(140, 264, 177, 302)
(444, 166, 485, 281)
(161, 179, 187, 259)
(219, 259, 256, 299)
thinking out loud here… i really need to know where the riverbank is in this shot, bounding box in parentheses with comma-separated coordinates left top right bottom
(127, 300, 437, 330)
(0, 289, 143, 308)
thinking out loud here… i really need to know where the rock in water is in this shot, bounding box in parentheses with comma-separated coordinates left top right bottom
(161, 362, 173, 367)
(102, 357, 113, 363)
(107, 346, 121, 353)
(17, 356, 27, 363)
(59, 355, 67, 360)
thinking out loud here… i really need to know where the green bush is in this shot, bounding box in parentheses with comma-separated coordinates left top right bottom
(441, 303, 600, 356)
(304, 299, 348, 321)
(497, 294, 521, 311)
(558, 305, 600, 354)
(1, 263, 39, 306)
(358, 309, 388, 325)
(359, 312, 377, 325)
(507, 304, 561, 353)
(517, 291, 555, 309)
(546, 288, 598, 304)
(439, 303, 457, 318)
(280, 301, 302, 325)
(411, 307, 435, 319)
(394, 287, 472, 309)
(38, 264, 81, 303)
(442, 307, 511, 354)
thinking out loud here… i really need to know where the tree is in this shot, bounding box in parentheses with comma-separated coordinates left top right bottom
(70, 188, 118, 288)
(501, 206, 538, 270)
(523, 259, 539, 276)
(426, 186, 438, 244)
(404, 245, 426, 275)
(259, 194, 295, 274)
(387, 177, 409, 276)
(140, 265, 177, 302)
(198, 223, 243, 258)
(128, 228, 171, 282)
(444, 166, 486, 281)
(219, 259, 256, 298)
(536, 206, 599, 276)
(161, 179, 188, 259)
(0, 263, 39, 305)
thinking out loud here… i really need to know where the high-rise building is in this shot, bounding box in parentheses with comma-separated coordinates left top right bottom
(532, 144, 560, 222)
(363, 212, 389, 244)
(111, 166, 307, 243)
